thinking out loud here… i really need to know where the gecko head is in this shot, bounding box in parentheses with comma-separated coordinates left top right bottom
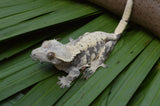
(31, 39, 73, 64)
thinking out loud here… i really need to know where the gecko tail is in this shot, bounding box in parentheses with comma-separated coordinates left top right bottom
(114, 0, 133, 39)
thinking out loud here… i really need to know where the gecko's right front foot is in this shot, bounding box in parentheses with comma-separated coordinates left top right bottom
(57, 76, 71, 88)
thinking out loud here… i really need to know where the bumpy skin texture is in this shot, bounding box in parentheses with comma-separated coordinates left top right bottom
(31, 32, 117, 88)
(31, 0, 133, 88)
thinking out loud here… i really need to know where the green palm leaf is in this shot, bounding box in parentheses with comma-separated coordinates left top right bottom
(0, 0, 160, 106)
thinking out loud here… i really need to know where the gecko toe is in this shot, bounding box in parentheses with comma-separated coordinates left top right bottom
(57, 76, 71, 88)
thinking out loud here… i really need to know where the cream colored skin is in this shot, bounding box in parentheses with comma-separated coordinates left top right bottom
(31, 0, 133, 88)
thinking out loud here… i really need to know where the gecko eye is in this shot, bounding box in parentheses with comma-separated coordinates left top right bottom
(47, 52, 55, 60)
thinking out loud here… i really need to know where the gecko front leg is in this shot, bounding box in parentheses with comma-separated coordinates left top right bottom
(57, 67, 80, 88)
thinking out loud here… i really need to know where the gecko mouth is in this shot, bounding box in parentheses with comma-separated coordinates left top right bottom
(30, 54, 46, 64)
(30, 54, 38, 61)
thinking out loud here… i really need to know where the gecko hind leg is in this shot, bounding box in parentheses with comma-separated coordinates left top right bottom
(83, 41, 116, 79)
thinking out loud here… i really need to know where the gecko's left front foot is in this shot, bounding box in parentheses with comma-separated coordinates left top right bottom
(83, 65, 98, 79)
(83, 68, 94, 79)
(57, 76, 71, 88)
(83, 63, 107, 79)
